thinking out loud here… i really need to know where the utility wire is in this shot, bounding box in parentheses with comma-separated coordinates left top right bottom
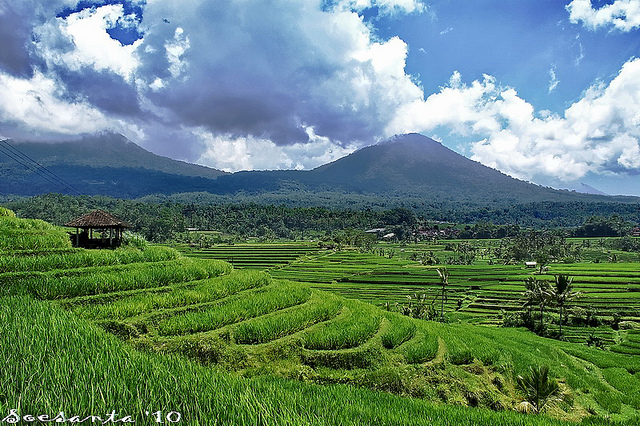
(0, 143, 64, 190)
(0, 139, 83, 195)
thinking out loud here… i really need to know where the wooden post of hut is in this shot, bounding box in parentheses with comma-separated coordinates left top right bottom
(65, 210, 130, 249)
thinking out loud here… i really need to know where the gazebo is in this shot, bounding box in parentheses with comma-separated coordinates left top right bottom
(65, 210, 130, 248)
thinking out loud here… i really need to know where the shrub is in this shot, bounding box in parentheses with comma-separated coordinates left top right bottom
(0, 207, 16, 217)
(515, 365, 562, 414)
(122, 231, 148, 249)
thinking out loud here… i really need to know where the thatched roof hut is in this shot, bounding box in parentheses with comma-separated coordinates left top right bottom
(65, 210, 130, 248)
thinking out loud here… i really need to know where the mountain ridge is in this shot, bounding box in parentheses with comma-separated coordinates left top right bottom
(1, 132, 637, 206)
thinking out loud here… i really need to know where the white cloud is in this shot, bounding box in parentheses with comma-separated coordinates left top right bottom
(129, 0, 425, 160)
(567, 0, 640, 32)
(0, 70, 111, 135)
(387, 57, 640, 182)
(165, 27, 190, 79)
(333, 0, 426, 15)
(0, 0, 425, 167)
(33, 4, 142, 80)
(548, 66, 559, 93)
(195, 129, 357, 172)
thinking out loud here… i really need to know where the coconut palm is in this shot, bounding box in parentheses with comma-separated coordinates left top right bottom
(523, 277, 552, 332)
(549, 274, 579, 336)
(436, 267, 449, 322)
(516, 365, 562, 414)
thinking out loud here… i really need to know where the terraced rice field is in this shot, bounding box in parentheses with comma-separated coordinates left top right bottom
(6, 214, 640, 423)
(265, 245, 640, 339)
(175, 242, 324, 269)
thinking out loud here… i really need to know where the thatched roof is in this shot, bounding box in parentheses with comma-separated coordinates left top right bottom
(65, 210, 130, 228)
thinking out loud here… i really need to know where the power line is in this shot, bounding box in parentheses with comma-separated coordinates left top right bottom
(0, 139, 83, 195)
(0, 143, 64, 190)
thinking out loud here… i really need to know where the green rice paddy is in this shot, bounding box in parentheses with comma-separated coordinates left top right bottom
(3, 213, 640, 424)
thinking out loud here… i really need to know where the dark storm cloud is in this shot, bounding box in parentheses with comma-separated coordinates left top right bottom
(136, 0, 421, 146)
(57, 67, 144, 117)
(0, 0, 424, 168)
(0, 5, 33, 76)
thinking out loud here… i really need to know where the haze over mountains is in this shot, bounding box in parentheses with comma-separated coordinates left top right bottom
(0, 133, 635, 206)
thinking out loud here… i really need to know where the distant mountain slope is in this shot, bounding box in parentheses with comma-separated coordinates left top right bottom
(307, 133, 564, 203)
(2, 133, 227, 178)
(0, 133, 227, 197)
(1, 132, 636, 206)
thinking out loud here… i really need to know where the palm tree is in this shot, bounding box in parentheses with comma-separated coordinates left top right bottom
(516, 365, 562, 413)
(436, 267, 449, 322)
(549, 274, 579, 336)
(523, 277, 552, 332)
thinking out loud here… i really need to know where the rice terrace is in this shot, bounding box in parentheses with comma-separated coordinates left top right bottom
(2, 1, 640, 424)
(2, 201, 640, 425)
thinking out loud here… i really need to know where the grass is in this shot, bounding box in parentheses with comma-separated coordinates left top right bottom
(380, 313, 417, 349)
(300, 300, 383, 350)
(4, 213, 640, 424)
(0, 245, 179, 273)
(70, 270, 271, 321)
(0, 296, 578, 426)
(231, 290, 343, 344)
(156, 281, 312, 336)
(1, 258, 231, 299)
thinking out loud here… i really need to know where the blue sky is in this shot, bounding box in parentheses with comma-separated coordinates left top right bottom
(0, 0, 639, 195)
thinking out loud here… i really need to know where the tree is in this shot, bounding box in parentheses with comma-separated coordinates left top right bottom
(549, 274, 579, 336)
(437, 267, 450, 322)
(516, 365, 562, 414)
(523, 277, 552, 332)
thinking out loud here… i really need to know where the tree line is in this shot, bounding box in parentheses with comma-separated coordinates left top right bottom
(3, 194, 638, 243)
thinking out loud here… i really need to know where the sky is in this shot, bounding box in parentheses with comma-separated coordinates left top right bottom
(0, 0, 639, 195)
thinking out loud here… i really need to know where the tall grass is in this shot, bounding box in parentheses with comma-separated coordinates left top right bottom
(0, 295, 571, 426)
(0, 246, 180, 273)
(380, 312, 417, 349)
(0, 229, 71, 250)
(396, 331, 439, 363)
(1, 258, 231, 299)
(0, 216, 56, 230)
(231, 290, 343, 344)
(73, 270, 271, 321)
(157, 281, 312, 336)
(300, 300, 382, 350)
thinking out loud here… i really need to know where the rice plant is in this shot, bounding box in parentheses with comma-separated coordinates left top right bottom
(0, 229, 71, 250)
(231, 290, 343, 344)
(1, 258, 231, 299)
(300, 300, 382, 350)
(73, 270, 271, 321)
(396, 330, 439, 363)
(380, 312, 417, 349)
(0, 245, 180, 273)
(0, 295, 571, 426)
(157, 281, 312, 336)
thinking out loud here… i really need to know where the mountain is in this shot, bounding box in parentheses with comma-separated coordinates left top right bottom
(0, 133, 227, 197)
(576, 183, 608, 196)
(209, 133, 620, 205)
(307, 133, 561, 203)
(1, 132, 636, 207)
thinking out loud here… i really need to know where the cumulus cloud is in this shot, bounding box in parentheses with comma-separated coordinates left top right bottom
(33, 4, 142, 80)
(2, 0, 638, 184)
(0, 69, 140, 139)
(0, 0, 426, 169)
(331, 0, 426, 15)
(195, 128, 358, 172)
(567, 0, 640, 32)
(132, 0, 423, 159)
(387, 57, 640, 182)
